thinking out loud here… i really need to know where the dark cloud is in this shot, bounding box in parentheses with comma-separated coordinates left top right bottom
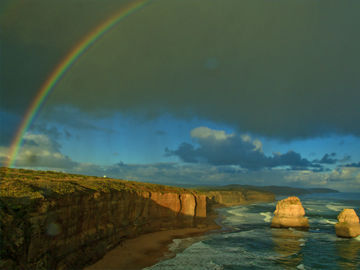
(270, 151, 314, 169)
(344, 162, 360, 168)
(30, 124, 62, 140)
(313, 153, 338, 164)
(166, 127, 320, 170)
(2, 1, 360, 140)
(37, 106, 116, 133)
(288, 165, 329, 173)
(30, 123, 73, 141)
(0, 0, 135, 115)
(313, 153, 352, 165)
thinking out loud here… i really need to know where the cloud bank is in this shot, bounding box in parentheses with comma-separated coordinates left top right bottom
(1, 0, 360, 140)
(166, 127, 321, 170)
(0, 128, 359, 192)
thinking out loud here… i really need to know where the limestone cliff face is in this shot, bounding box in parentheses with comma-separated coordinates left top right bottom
(0, 168, 275, 270)
(0, 189, 206, 270)
(271, 196, 309, 229)
(206, 190, 275, 207)
(335, 209, 360, 238)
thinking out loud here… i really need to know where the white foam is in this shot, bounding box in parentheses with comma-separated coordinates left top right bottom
(260, 212, 272, 223)
(355, 235, 360, 241)
(326, 204, 346, 212)
(168, 239, 183, 252)
(297, 264, 306, 270)
(227, 209, 244, 217)
(321, 218, 337, 225)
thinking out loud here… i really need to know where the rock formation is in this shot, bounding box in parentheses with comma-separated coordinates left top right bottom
(271, 196, 309, 229)
(0, 168, 274, 270)
(335, 209, 360, 238)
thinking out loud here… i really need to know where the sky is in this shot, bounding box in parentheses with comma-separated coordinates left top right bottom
(1, 0, 360, 191)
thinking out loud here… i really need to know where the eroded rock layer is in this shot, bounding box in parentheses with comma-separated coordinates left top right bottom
(271, 196, 309, 229)
(335, 209, 360, 238)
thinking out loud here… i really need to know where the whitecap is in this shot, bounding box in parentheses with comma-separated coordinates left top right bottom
(326, 204, 346, 212)
(226, 209, 244, 217)
(260, 212, 272, 223)
(296, 264, 306, 270)
(168, 239, 183, 252)
(323, 219, 337, 225)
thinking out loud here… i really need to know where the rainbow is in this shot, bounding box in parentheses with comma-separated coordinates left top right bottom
(6, 0, 152, 168)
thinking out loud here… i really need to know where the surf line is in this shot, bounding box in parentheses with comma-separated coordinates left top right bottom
(6, 0, 152, 168)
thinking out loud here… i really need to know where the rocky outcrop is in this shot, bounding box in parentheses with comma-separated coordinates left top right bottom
(335, 209, 360, 238)
(271, 196, 309, 229)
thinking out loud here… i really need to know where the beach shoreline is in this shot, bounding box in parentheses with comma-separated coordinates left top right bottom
(84, 217, 221, 270)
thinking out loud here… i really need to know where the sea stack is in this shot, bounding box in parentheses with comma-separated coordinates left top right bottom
(335, 209, 360, 238)
(271, 196, 309, 229)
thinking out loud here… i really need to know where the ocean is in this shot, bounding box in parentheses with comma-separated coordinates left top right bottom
(145, 193, 360, 270)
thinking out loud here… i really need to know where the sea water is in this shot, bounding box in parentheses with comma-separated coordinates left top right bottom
(145, 193, 360, 270)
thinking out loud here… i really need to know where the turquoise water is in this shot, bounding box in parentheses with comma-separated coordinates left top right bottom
(145, 193, 360, 270)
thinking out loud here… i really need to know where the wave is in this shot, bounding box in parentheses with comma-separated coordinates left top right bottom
(326, 204, 346, 212)
(320, 218, 337, 225)
(260, 212, 272, 223)
(168, 239, 183, 252)
(226, 209, 245, 217)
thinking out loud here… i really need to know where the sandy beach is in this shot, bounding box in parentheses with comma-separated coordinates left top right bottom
(84, 224, 220, 270)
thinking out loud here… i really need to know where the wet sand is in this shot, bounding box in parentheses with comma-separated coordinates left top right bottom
(84, 224, 220, 270)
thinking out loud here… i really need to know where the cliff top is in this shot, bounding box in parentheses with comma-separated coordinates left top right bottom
(0, 167, 192, 201)
(0, 168, 275, 212)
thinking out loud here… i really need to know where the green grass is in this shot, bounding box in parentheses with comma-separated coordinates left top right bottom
(0, 167, 194, 202)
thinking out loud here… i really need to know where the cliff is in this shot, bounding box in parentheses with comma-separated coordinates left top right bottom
(271, 196, 309, 229)
(335, 209, 360, 238)
(0, 168, 274, 270)
(206, 190, 274, 207)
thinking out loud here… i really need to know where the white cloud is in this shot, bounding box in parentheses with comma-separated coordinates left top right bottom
(1, 133, 77, 169)
(191, 126, 231, 141)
